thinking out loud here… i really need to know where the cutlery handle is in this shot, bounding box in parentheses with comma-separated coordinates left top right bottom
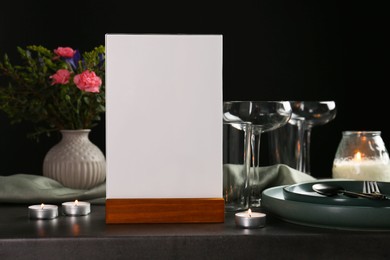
(342, 190, 387, 200)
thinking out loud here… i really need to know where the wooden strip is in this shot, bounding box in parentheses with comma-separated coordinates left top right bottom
(106, 198, 225, 224)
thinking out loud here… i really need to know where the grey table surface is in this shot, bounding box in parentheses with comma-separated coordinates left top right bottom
(1, 204, 390, 260)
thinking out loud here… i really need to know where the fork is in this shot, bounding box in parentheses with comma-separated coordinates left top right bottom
(363, 181, 388, 200)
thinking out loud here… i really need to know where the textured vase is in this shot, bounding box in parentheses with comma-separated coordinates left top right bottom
(43, 129, 106, 189)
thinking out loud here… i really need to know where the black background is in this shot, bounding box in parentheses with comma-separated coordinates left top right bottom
(0, 0, 387, 178)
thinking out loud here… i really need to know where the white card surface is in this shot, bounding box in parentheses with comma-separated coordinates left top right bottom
(105, 34, 223, 198)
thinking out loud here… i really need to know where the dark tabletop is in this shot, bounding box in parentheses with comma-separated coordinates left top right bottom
(1, 204, 390, 260)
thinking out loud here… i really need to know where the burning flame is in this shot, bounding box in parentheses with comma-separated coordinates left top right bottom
(354, 151, 362, 161)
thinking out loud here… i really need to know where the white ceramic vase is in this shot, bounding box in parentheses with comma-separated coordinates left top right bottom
(43, 129, 106, 189)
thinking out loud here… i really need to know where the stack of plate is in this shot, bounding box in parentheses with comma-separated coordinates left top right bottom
(261, 179, 390, 230)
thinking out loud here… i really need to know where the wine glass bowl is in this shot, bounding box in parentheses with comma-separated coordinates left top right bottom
(223, 101, 292, 133)
(290, 101, 337, 127)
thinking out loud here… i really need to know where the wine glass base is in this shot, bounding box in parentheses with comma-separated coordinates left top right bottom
(225, 205, 249, 212)
(250, 199, 261, 208)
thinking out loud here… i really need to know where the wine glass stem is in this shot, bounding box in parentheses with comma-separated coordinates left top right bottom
(252, 132, 261, 168)
(304, 128, 312, 174)
(250, 127, 262, 208)
(296, 119, 305, 172)
(243, 125, 252, 209)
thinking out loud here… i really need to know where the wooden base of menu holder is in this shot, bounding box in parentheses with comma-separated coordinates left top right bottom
(105, 198, 225, 224)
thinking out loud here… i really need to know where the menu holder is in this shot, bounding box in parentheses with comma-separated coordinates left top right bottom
(105, 34, 224, 223)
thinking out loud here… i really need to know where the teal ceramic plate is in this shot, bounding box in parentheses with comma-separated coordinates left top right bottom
(262, 185, 390, 230)
(282, 180, 390, 207)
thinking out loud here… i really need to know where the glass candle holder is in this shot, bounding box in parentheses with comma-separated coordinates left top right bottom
(332, 131, 390, 181)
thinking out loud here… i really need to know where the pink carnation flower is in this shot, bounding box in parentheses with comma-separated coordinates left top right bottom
(54, 47, 76, 58)
(73, 70, 102, 93)
(50, 69, 71, 85)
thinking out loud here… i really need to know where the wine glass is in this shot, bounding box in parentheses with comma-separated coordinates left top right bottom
(268, 101, 337, 174)
(223, 101, 292, 208)
(290, 101, 337, 174)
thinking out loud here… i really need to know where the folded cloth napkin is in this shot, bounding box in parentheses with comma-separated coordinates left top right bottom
(1, 164, 313, 205)
(0, 174, 106, 204)
(223, 163, 316, 195)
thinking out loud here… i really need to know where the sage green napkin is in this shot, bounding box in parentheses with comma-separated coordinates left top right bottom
(0, 164, 313, 205)
(223, 163, 316, 194)
(0, 174, 106, 204)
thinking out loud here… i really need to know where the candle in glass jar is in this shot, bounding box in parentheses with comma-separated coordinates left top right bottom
(332, 131, 390, 181)
(62, 200, 91, 216)
(235, 208, 266, 228)
(28, 203, 58, 219)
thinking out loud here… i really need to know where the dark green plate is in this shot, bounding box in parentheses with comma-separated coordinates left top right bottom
(282, 179, 390, 207)
(262, 184, 390, 230)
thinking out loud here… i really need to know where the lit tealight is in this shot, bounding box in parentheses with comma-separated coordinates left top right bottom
(62, 200, 91, 216)
(235, 208, 266, 229)
(28, 203, 58, 219)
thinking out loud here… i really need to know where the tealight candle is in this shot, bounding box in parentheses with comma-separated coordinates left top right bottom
(62, 200, 91, 216)
(235, 208, 266, 229)
(28, 203, 58, 219)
